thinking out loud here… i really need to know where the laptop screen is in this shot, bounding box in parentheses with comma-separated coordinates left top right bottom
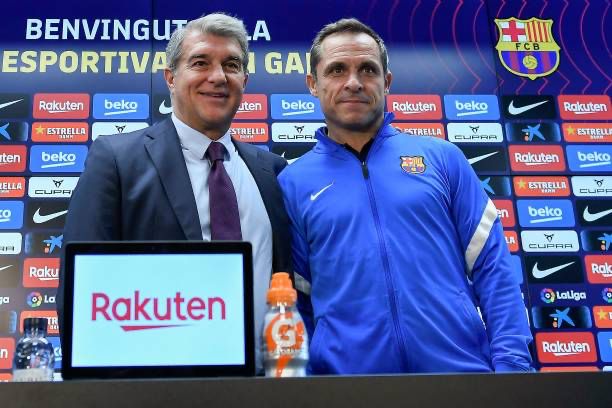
(62, 242, 254, 379)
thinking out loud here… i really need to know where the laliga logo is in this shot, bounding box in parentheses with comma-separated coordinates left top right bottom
(27, 291, 43, 308)
(92, 290, 226, 331)
(541, 288, 556, 303)
(603, 288, 612, 304)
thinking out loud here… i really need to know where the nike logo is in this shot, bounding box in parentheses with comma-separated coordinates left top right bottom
(583, 206, 612, 222)
(310, 182, 334, 201)
(468, 151, 498, 165)
(0, 265, 13, 272)
(508, 100, 548, 115)
(33, 208, 68, 224)
(281, 152, 299, 164)
(0, 99, 23, 111)
(532, 261, 575, 279)
(158, 100, 173, 115)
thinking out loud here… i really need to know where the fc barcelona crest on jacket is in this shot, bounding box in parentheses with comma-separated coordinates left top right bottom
(494, 17, 560, 80)
(400, 156, 426, 174)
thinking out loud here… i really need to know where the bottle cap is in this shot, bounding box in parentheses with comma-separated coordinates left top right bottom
(266, 272, 297, 305)
(23, 317, 47, 333)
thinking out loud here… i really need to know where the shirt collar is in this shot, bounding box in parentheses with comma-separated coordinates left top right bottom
(171, 114, 235, 160)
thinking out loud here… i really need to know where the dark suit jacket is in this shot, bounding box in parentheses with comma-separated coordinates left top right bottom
(57, 118, 292, 337)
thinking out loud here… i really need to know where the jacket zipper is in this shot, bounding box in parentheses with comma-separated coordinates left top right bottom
(360, 157, 410, 371)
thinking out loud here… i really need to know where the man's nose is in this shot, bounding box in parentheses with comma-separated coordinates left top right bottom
(207, 63, 227, 84)
(344, 72, 363, 92)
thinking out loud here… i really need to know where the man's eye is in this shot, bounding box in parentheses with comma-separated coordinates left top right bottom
(331, 67, 343, 74)
(192, 60, 207, 67)
(363, 66, 376, 74)
(225, 62, 241, 71)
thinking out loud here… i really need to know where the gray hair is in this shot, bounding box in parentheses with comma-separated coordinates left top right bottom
(309, 18, 389, 78)
(166, 13, 249, 73)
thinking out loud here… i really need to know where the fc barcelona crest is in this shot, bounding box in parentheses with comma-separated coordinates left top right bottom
(494, 17, 560, 80)
(400, 156, 426, 174)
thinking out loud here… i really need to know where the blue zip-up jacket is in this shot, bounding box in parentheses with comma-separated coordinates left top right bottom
(278, 113, 533, 374)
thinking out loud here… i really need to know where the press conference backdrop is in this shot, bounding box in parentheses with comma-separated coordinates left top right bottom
(0, 0, 610, 378)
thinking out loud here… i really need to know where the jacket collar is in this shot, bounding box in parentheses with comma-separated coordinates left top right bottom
(314, 112, 396, 154)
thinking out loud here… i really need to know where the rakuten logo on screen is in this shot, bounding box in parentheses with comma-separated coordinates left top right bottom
(536, 332, 597, 363)
(71, 253, 246, 367)
(91, 290, 226, 331)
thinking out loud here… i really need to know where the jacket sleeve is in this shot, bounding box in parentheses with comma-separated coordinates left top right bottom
(445, 142, 534, 372)
(57, 135, 122, 344)
(277, 170, 314, 340)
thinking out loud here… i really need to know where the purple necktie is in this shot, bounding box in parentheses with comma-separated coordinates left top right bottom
(206, 141, 242, 240)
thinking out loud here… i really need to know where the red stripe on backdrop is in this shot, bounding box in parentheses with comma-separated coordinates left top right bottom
(541, 51, 551, 71)
(526, 22, 533, 41)
(543, 22, 549, 42)
(509, 51, 520, 71)
(538, 22, 545, 43)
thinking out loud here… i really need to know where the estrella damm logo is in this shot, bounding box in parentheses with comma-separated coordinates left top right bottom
(400, 156, 426, 174)
(494, 18, 560, 80)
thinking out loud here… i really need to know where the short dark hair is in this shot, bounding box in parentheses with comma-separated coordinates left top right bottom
(309, 18, 389, 78)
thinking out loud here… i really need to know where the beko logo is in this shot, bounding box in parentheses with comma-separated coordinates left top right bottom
(447, 123, 503, 143)
(91, 291, 226, 331)
(29, 145, 87, 173)
(93, 94, 149, 120)
(33, 93, 89, 119)
(386, 95, 442, 120)
(443, 95, 499, 120)
(558, 95, 611, 120)
(0, 201, 23, 230)
(571, 176, 612, 197)
(567, 145, 612, 172)
(521, 230, 579, 252)
(517, 200, 574, 228)
(509, 146, 565, 172)
(272, 123, 323, 143)
(271, 94, 323, 120)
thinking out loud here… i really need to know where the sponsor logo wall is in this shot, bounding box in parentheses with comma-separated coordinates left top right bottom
(0, 0, 610, 374)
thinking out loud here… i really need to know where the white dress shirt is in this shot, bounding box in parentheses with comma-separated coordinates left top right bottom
(172, 114, 273, 372)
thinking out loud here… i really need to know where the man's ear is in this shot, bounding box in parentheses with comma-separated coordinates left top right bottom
(242, 71, 249, 90)
(384, 71, 393, 94)
(306, 73, 318, 97)
(164, 68, 175, 92)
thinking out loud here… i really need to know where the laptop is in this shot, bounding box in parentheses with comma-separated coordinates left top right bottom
(61, 241, 254, 379)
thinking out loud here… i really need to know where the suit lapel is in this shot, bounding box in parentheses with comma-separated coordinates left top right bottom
(144, 119, 203, 240)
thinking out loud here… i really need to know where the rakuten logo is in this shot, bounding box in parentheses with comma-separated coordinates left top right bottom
(492, 199, 515, 227)
(558, 95, 611, 120)
(386, 95, 442, 120)
(92, 291, 226, 331)
(235, 94, 267, 119)
(0, 338, 15, 369)
(33, 93, 89, 119)
(0, 146, 27, 172)
(585, 255, 612, 284)
(509, 145, 565, 172)
(536, 332, 596, 363)
(23, 258, 59, 288)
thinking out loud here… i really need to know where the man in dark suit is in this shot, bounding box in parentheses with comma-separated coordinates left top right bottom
(57, 13, 291, 371)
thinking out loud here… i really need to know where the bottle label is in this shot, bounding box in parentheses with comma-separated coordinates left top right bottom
(264, 311, 305, 377)
(12, 368, 53, 382)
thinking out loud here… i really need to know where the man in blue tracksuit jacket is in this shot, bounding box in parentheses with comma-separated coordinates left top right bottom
(278, 18, 533, 374)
